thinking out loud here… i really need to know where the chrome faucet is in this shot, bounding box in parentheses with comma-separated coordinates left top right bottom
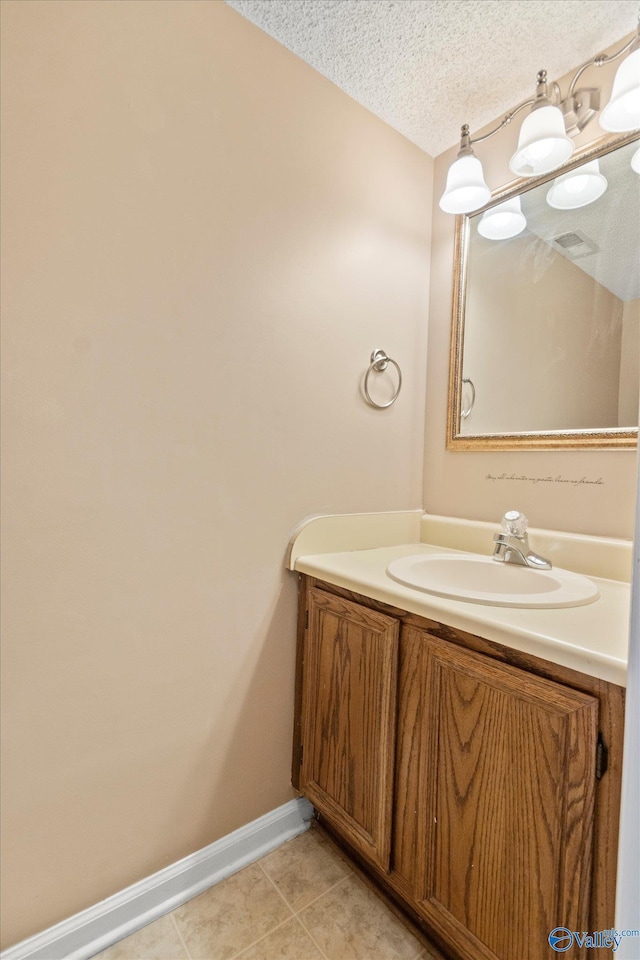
(492, 511, 552, 570)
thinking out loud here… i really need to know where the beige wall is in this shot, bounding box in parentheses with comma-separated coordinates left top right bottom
(619, 299, 640, 427)
(424, 36, 638, 539)
(461, 234, 624, 434)
(0, 1, 432, 947)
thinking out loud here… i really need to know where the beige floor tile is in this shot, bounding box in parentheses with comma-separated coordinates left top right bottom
(259, 828, 351, 912)
(93, 914, 187, 960)
(299, 874, 422, 960)
(234, 917, 325, 960)
(172, 863, 292, 960)
(416, 949, 445, 960)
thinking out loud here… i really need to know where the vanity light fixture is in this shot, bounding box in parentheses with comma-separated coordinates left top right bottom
(509, 72, 574, 177)
(546, 159, 608, 209)
(600, 44, 640, 130)
(439, 25, 640, 215)
(477, 196, 527, 239)
(439, 124, 491, 214)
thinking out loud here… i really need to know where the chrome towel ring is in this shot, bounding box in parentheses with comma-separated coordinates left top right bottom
(364, 349, 402, 409)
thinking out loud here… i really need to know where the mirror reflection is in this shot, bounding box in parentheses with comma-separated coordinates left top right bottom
(450, 134, 640, 449)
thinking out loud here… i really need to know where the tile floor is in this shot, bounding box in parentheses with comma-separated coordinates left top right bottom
(94, 826, 443, 960)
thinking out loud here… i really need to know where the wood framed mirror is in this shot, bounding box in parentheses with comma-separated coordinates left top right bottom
(447, 131, 640, 451)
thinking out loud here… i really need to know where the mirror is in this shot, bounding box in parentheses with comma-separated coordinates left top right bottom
(447, 131, 640, 450)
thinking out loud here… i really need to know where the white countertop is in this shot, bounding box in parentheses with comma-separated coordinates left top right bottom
(294, 541, 630, 687)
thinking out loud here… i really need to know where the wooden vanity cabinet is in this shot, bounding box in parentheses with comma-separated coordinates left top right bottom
(413, 628, 597, 960)
(293, 575, 624, 960)
(297, 587, 399, 872)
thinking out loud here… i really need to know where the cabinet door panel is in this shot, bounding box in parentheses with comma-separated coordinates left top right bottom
(300, 588, 399, 872)
(392, 626, 426, 886)
(414, 630, 598, 960)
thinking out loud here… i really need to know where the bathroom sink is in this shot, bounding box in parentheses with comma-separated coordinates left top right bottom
(386, 553, 599, 608)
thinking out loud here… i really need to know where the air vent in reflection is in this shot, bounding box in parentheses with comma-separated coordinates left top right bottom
(552, 229, 600, 260)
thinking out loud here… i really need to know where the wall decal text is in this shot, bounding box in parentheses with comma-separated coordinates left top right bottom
(485, 473, 604, 488)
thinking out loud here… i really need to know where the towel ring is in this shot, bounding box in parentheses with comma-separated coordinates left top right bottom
(364, 349, 402, 409)
(461, 377, 476, 419)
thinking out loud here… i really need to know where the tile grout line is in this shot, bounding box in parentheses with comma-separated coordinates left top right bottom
(256, 860, 296, 917)
(291, 872, 351, 916)
(293, 909, 333, 960)
(290, 873, 354, 960)
(293, 867, 427, 960)
(228, 914, 296, 960)
(222, 863, 296, 960)
(307, 838, 430, 959)
(169, 911, 192, 960)
(255, 861, 336, 960)
(296, 870, 426, 960)
(254, 831, 434, 960)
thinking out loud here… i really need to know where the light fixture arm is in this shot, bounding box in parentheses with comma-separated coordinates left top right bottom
(468, 98, 536, 147)
(462, 24, 640, 152)
(465, 69, 558, 149)
(568, 27, 640, 98)
(440, 25, 640, 215)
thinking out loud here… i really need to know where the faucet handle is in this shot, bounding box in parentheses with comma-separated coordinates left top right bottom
(501, 510, 528, 537)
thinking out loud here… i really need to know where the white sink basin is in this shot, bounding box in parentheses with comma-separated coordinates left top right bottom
(386, 553, 599, 608)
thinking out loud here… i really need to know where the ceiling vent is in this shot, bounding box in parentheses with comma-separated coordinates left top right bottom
(551, 229, 600, 260)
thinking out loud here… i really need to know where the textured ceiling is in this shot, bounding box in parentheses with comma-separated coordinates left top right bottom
(225, 0, 638, 157)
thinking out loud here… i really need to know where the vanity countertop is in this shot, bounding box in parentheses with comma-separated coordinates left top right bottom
(294, 541, 630, 687)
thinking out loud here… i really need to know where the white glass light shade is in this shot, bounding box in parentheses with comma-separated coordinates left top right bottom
(632, 145, 640, 174)
(600, 48, 640, 132)
(439, 155, 491, 213)
(477, 196, 526, 239)
(546, 160, 608, 209)
(509, 104, 574, 176)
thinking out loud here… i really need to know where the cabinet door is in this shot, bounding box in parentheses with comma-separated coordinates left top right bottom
(413, 629, 598, 960)
(299, 588, 399, 872)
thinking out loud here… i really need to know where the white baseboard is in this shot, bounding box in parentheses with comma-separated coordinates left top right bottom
(1, 797, 315, 960)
